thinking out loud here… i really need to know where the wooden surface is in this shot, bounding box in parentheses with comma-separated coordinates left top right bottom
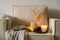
(0, 19, 6, 40)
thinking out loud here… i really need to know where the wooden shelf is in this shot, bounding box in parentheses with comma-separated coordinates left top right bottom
(28, 32, 54, 36)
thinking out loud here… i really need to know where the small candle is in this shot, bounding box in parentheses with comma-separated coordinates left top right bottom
(41, 25, 48, 32)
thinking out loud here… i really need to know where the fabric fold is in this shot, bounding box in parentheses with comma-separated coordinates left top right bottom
(5, 30, 28, 40)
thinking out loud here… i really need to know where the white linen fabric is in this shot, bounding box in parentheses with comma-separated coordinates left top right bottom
(5, 30, 28, 40)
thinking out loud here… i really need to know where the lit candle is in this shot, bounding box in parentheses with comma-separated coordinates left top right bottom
(41, 25, 48, 32)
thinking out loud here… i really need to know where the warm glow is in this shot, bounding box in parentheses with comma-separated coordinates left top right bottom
(41, 25, 48, 32)
(27, 27, 35, 32)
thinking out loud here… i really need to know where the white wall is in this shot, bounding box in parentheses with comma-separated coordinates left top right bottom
(0, 0, 60, 18)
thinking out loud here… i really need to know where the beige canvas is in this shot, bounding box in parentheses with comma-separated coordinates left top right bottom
(13, 5, 48, 26)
